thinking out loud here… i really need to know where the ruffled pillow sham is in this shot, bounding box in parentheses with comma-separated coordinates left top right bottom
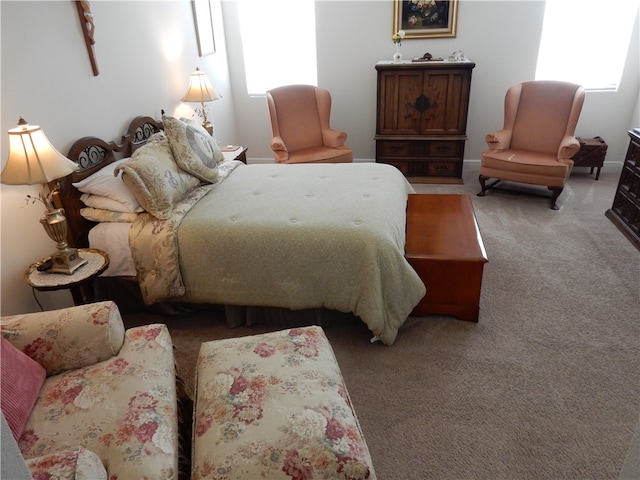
(114, 133, 201, 220)
(163, 115, 224, 183)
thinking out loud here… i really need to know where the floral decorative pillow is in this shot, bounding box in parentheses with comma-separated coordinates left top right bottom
(163, 115, 224, 183)
(114, 133, 201, 220)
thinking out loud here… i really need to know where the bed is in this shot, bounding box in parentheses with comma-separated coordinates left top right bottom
(53, 115, 425, 345)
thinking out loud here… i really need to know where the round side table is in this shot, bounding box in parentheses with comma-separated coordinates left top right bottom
(25, 248, 110, 307)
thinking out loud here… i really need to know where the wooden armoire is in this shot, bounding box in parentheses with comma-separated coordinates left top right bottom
(375, 61, 475, 182)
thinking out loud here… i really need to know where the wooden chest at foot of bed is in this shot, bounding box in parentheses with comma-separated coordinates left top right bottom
(405, 194, 488, 322)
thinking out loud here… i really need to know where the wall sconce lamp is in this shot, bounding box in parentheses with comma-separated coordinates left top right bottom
(181, 67, 221, 135)
(1, 117, 87, 274)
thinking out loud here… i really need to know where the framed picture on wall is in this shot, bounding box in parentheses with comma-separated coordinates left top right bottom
(393, 0, 458, 39)
(192, 0, 216, 56)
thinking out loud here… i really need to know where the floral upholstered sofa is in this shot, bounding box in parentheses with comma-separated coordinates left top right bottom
(0, 301, 183, 479)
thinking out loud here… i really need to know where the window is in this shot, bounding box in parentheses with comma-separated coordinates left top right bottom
(535, 0, 638, 91)
(237, 0, 317, 96)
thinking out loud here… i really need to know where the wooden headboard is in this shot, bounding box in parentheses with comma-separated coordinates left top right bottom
(52, 116, 164, 248)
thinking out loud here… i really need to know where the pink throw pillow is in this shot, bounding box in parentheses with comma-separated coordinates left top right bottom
(1, 336, 46, 441)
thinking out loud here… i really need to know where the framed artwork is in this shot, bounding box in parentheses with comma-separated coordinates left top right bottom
(192, 0, 216, 56)
(393, 0, 458, 39)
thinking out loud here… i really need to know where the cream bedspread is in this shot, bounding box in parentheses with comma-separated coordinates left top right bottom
(130, 162, 425, 345)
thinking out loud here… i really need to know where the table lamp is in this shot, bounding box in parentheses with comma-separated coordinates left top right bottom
(1, 117, 87, 274)
(181, 67, 221, 135)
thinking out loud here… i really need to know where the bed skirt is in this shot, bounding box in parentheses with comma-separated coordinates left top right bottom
(94, 276, 360, 328)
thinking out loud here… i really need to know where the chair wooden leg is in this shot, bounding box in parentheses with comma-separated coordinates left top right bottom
(548, 186, 563, 210)
(477, 175, 500, 197)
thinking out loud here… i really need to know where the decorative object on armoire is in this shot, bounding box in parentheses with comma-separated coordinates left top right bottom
(375, 60, 475, 182)
(572, 136, 608, 180)
(181, 67, 221, 136)
(1, 118, 86, 274)
(392, 29, 405, 61)
(75, 1, 99, 76)
(394, 0, 458, 39)
(448, 50, 467, 62)
(605, 128, 640, 250)
(411, 52, 444, 62)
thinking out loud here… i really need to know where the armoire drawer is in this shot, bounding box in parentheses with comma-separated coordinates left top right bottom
(377, 140, 463, 159)
(379, 141, 412, 156)
(379, 159, 461, 178)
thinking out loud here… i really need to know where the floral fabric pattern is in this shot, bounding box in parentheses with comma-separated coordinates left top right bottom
(25, 447, 108, 480)
(128, 160, 243, 304)
(1, 302, 179, 480)
(193, 326, 376, 480)
(80, 207, 139, 223)
(0, 301, 124, 376)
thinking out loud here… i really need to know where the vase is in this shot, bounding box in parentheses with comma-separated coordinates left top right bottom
(393, 43, 402, 62)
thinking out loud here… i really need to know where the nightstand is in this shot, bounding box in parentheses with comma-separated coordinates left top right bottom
(25, 248, 110, 308)
(221, 146, 248, 164)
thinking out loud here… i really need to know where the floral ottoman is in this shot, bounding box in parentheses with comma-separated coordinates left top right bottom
(192, 326, 376, 480)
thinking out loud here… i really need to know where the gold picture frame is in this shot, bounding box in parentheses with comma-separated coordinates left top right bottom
(192, 0, 216, 56)
(393, 0, 458, 39)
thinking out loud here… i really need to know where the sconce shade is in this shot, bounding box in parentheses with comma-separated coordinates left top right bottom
(181, 68, 221, 103)
(2, 118, 77, 185)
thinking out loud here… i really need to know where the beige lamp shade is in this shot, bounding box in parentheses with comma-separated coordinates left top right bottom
(2, 118, 78, 185)
(181, 68, 221, 103)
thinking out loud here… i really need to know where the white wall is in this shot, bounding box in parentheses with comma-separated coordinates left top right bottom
(225, 0, 639, 163)
(1, 0, 638, 316)
(1, 0, 236, 315)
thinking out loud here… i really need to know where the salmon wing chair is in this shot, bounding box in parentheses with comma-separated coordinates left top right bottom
(266, 85, 353, 164)
(478, 80, 585, 209)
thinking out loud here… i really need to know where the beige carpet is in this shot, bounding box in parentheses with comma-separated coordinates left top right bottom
(123, 162, 639, 480)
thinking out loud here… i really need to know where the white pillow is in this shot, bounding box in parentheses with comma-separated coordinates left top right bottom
(80, 193, 144, 213)
(72, 158, 142, 212)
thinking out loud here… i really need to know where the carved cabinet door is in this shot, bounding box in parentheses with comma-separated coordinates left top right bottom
(376, 70, 423, 135)
(419, 69, 472, 136)
(376, 67, 472, 137)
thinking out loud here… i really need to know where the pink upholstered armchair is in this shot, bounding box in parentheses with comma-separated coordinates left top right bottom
(266, 85, 353, 164)
(478, 81, 585, 209)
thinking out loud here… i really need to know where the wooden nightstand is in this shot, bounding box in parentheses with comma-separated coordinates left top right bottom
(25, 248, 110, 308)
(221, 146, 248, 164)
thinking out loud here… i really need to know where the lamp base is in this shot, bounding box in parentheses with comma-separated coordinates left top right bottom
(49, 247, 87, 275)
(202, 121, 213, 136)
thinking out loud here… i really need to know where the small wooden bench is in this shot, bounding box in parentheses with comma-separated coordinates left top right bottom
(405, 194, 488, 322)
